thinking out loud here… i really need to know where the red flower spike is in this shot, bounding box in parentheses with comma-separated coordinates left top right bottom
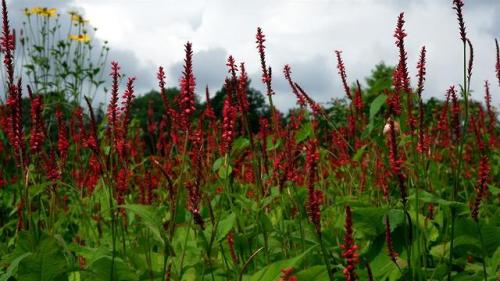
(495, 39, 499, 87)
(256, 27, 273, 96)
(448, 86, 460, 142)
(470, 155, 490, 222)
(220, 89, 237, 155)
(452, 0, 467, 42)
(335, 50, 352, 100)
(385, 215, 399, 263)
(107, 61, 120, 133)
(157, 66, 169, 112)
(341, 206, 359, 281)
(284, 64, 306, 107)
(179, 42, 196, 127)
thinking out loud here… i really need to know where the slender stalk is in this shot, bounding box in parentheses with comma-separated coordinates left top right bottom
(475, 222, 488, 281)
(318, 232, 334, 281)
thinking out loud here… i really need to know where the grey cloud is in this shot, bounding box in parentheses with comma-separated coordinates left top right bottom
(249, 55, 339, 111)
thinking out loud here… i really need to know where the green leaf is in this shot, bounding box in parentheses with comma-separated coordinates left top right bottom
(0, 252, 32, 281)
(17, 235, 69, 281)
(120, 204, 165, 245)
(215, 213, 236, 243)
(352, 144, 368, 162)
(232, 137, 250, 152)
(248, 246, 316, 281)
(295, 265, 330, 281)
(368, 94, 387, 132)
(296, 122, 313, 143)
(82, 256, 138, 281)
(218, 164, 233, 179)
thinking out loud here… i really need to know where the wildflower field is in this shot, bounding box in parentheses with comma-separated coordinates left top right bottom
(0, 0, 499, 280)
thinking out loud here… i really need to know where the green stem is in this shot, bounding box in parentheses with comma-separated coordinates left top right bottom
(475, 222, 488, 281)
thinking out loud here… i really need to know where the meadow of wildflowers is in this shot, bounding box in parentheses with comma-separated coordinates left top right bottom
(0, 0, 498, 280)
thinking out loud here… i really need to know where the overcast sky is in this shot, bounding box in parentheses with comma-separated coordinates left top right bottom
(7, 0, 500, 111)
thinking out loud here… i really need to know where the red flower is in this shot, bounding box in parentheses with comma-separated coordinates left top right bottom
(179, 42, 196, 127)
(335, 50, 352, 100)
(385, 215, 399, 263)
(29, 91, 45, 154)
(220, 86, 237, 155)
(284, 64, 306, 107)
(452, 0, 467, 42)
(306, 139, 322, 233)
(279, 267, 297, 281)
(341, 206, 359, 281)
(227, 232, 238, 264)
(107, 61, 120, 132)
(256, 27, 273, 96)
(56, 107, 69, 163)
(495, 39, 499, 87)
(157, 66, 169, 112)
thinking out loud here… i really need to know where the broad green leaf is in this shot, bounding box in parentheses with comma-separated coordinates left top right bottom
(367, 94, 387, 132)
(121, 204, 165, 245)
(295, 265, 330, 281)
(218, 164, 233, 179)
(295, 122, 313, 143)
(0, 252, 32, 281)
(17, 235, 68, 281)
(232, 137, 250, 152)
(82, 256, 138, 281)
(215, 213, 236, 243)
(248, 246, 316, 281)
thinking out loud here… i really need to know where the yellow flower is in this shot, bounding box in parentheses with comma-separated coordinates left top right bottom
(23, 8, 32, 16)
(42, 8, 57, 17)
(69, 34, 91, 43)
(70, 13, 88, 24)
(29, 7, 57, 17)
(29, 7, 43, 15)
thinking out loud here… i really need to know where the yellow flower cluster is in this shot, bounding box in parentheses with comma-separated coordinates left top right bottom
(68, 34, 91, 43)
(24, 7, 57, 17)
(69, 11, 89, 24)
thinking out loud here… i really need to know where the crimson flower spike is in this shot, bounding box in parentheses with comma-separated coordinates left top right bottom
(335, 50, 352, 100)
(120, 77, 136, 138)
(226, 55, 238, 82)
(283, 64, 306, 107)
(204, 86, 216, 120)
(237, 62, 250, 112)
(305, 139, 322, 234)
(386, 117, 407, 204)
(452, 0, 467, 43)
(495, 38, 499, 86)
(179, 42, 196, 127)
(448, 86, 460, 142)
(416, 46, 427, 154)
(466, 38, 474, 83)
(353, 80, 363, 111)
(384, 215, 399, 264)
(1, 0, 15, 88)
(341, 206, 359, 281)
(483, 81, 495, 146)
(157, 66, 169, 113)
(470, 114, 490, 222)
(107, 61, 120, 132)
(220, 79, 237, 155)
(394, 12, 411, 94)
(416, 46, 427, 97)
(256, 27, 273, 96)
(28, 86, 45, 154)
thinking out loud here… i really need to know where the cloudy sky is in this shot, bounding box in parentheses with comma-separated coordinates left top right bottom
(7, 0, 500, 111)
